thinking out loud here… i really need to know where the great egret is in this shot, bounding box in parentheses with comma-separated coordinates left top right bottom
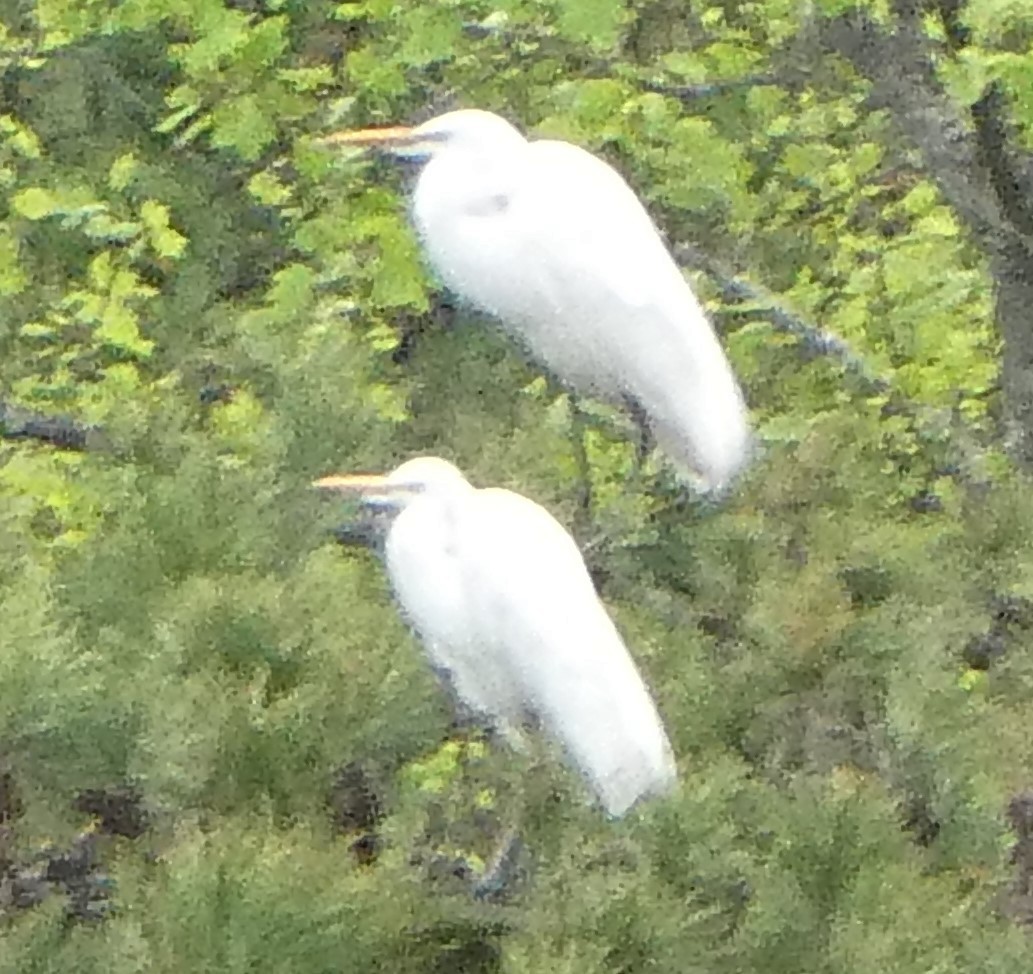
(314, 456, 677, 818)
(323, 109, 751, 492)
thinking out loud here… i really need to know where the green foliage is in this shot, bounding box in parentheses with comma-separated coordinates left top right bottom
(2, 0, 1033, 971)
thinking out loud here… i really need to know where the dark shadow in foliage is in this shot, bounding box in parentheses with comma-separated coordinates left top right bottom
(899, 791, 942, 848)
(962, 593, 1033, 670)
(696, 611, 740, 643)
(1, 831, 113, 923)
(0, 781, 143, 922)
(840, 564, 895, 609)
(391, 291, 461, 366)
(0, 765, 23, 889)
(327, 760, 384, 867)
(991, 593, 1033, 630)
(74, 784, 149, 839)
(963, 628, 1008, 671)
(0, 400, 100, 451)
(1001, 790, 1033, 926)
(0, 768, 22, 825)
(410, 918, 508, 974)
(909, 489, 944, 514)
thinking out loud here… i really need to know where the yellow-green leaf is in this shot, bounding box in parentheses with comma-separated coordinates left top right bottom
(211, 94, 277, 161)
(248, 170, 292, 206)
(140, 199, 187, 259)
(12, 187, 59, 220)
(0, 229, 25, 295)
(108, 152, 139, 191)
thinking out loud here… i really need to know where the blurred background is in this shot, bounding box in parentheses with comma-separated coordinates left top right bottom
(3, 0, 1033, 970)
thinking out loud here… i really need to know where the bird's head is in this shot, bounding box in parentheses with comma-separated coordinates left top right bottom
(318, 109, 526, 162)
(313, 456, 471, 513)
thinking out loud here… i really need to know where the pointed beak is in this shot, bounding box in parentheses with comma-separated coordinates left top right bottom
(318, 125, 416, 147)
(317, 124, 439, 159)
(312, 473, 391, 496)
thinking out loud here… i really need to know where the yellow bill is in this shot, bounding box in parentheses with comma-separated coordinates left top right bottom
(318, 125, 416, 147)
(312, 473, 390, 493)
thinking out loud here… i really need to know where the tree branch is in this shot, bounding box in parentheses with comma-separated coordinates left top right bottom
(971, 81, 1033, 239)
(815, 11, 1033, 262)
(639, 76, 780, 103)
(676, 240, 995, 489)
(674, 241, 890, 395)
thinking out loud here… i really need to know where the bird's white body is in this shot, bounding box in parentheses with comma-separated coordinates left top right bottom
(406, 110, 751, 491)
(354, 457, 677, 818)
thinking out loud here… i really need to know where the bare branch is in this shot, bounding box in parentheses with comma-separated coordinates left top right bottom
(676, 241, 995, 489)
(639, 76, 780, 103)
(674, 241, 890, 394)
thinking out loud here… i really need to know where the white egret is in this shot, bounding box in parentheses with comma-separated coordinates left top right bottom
(314, 456, 677, 818)
(323, 109, 751, 492)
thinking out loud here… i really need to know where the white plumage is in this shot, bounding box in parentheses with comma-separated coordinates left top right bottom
(315, 456, 677, 817)
(325, 109, 752, 492)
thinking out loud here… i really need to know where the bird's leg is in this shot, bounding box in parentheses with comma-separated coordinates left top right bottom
(469, 730, 542, 902)
(446, 707, 496, 815)
(470, 827, 526, 901)
(418, 719, 498, 890)
(568, 397, 594, 517)
(620, 394, 714, 509)
(623, 394, 655, 470)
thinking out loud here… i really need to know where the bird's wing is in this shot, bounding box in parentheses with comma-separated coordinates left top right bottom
(519, 141, 688, 312)
(462, 488, 676, 816)
(415, 137, 692, 337)
(384, 498, 526, 739)
(412, 135, 750, 488)
(507, 142, 752, 488)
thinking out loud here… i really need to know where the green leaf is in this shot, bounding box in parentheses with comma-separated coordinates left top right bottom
(94, 304, 154, 357)
(553, 0, 628, 50)
(344, 47, 408, 98)
(277, 66, 334, 92)
(248, 171, 292, 206)
(239, 15, 288, 68)
(398, 8, 464, 66)
(155, 101, 202, 135)
(915, 208, 959, 238)
(173, 8, 252, 77)
(899, 182, 940, 216)
(139, 199, 187, 259)
(156, 85, 204, 134)
(0, 114, 42, 158)
(108, 152, 139, 191)
(12, 186, 60, 220)
(0, 228, 25, 295)
(781, 142, 838, 179)
(211, 94, 277, 161)
(812, 0, 865, 13)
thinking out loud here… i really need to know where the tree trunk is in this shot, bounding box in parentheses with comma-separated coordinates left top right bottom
(817, 9, 1033, 470)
